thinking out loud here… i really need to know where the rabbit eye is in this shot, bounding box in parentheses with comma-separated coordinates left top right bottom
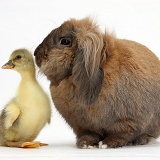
(59, 38, 71, 46)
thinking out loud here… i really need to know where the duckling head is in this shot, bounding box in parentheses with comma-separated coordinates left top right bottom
(2, 49, 35, 72)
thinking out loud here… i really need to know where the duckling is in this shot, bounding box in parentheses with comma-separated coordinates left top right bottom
(0, 49, 51, 148)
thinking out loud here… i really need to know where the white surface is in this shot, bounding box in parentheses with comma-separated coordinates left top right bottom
(0, 0, 160, 159)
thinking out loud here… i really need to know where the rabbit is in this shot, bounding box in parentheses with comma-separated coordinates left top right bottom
(34, 17, 160, 149)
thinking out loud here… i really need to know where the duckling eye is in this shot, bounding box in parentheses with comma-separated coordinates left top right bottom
(16, 55, 22, 59)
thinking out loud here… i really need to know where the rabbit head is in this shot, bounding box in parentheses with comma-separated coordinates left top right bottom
(34, 17, 106, 105)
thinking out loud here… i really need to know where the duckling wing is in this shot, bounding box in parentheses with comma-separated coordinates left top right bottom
(3, 102, 20, 129)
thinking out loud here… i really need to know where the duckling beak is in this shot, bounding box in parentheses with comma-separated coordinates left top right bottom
(2, 60, 15, 69)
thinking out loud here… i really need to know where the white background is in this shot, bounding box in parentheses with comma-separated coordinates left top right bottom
(0, 0, 160, 159)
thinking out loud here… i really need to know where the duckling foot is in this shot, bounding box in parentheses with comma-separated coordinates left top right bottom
(21, 141, 48, 148)
(6, 141, 48, 148)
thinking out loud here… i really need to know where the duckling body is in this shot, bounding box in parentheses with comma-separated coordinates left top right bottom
(0, 49, 51, 148)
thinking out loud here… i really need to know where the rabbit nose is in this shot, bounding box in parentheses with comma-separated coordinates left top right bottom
(44, 49, 48, 57)
(34, 46, 48, 57)
(34, 46, 41, 56)
(34, 45, 49, 67)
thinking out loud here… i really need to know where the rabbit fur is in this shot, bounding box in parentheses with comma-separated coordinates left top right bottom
(34, 17, 160, 148)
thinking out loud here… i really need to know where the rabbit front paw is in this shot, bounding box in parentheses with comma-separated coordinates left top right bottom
(76, 134, 100, 149)
(77, 140, 96, 149)
(98, 141, 108, 149)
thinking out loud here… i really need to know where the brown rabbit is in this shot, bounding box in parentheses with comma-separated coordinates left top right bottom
(34, 17, 160, 148)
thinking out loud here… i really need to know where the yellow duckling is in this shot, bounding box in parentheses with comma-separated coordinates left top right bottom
(0, 49, 51, 148)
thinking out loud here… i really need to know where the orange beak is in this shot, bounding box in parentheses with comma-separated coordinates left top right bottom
(2, 60, 15, 69)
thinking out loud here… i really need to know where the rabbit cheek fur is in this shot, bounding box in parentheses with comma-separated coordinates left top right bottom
(34, 17, 160, 148)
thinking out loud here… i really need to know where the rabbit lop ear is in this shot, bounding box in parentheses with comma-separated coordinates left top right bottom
(72, 18, 105, 106)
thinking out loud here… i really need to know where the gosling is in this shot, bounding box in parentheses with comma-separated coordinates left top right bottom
(0, 49, 51, 148)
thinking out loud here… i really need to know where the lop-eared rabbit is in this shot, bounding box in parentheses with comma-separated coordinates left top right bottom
(34, 17, 160, 148)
